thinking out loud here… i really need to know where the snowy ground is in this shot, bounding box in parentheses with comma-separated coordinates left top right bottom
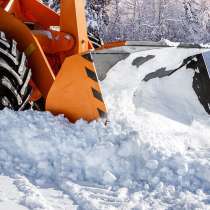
(1, 47, 210, 209)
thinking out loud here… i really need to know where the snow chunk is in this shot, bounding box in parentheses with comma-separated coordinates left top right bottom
(103, 171, 117, 185)
(145, 160, 159, 170)
(164, 39, 180, 47)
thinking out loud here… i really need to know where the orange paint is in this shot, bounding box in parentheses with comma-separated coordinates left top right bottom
(0, 0, 113, 122)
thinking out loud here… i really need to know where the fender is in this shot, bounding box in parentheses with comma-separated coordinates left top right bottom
(0, 7, 55, 98)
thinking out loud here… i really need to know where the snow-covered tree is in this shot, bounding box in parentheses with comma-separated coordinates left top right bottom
(103, 0, 210, 43)
(43, 0, 210, 43)
(86, 0, 111, 38)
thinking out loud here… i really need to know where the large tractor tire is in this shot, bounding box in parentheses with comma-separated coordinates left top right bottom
(0, 31, 32, 111)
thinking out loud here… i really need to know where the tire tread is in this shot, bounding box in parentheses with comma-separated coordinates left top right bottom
(0, 31, 31, 110)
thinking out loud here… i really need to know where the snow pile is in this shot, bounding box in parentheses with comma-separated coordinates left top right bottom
(1, 109, 210, 209)
(0, 48, 210, 209)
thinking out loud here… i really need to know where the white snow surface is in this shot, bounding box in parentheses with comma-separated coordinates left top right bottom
(1, 48, 210, 209)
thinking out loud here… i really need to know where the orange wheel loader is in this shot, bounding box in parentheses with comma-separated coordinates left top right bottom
(0, 0, 210, 123)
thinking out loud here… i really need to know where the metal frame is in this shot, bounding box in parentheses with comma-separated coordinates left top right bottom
(0, 0, 108, 122)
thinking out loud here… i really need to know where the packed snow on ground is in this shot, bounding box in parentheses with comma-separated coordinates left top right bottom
(1, 47, 210, 210)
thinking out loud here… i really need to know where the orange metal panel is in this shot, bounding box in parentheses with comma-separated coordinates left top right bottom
(100, 41, 127, 50)
(0, 0, 10, 8)
(29, 80, 42, 101)
(0, 8, 55, 98)
(7, 0, 26, 21)
(13, 0, 59, 28)
(60, 0, 89, 54)
(46, 54, 107, 122)
(33, 30, 74, 54)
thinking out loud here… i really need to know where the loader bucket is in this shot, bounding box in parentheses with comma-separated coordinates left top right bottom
(45, 53, 107, 123)
(92, 41, 210, 115)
